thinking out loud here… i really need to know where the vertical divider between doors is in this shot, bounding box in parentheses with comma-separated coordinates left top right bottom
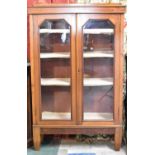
(76, 14, 83, 125)
(76, 14, 88, 125)
(74, 14, 79, 125)
(70, 14, 77, 124)
(76, 14, 80, 125)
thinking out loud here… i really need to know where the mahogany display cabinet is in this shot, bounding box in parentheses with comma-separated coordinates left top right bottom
(28, 3, 126, 151)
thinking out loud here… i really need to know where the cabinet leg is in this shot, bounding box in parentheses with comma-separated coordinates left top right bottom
(114, 127, 122, 151)
(33, 127, 41, 151)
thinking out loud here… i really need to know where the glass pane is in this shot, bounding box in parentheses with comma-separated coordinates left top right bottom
(39, 19, 71, 120)
(83, 19, 114, 121)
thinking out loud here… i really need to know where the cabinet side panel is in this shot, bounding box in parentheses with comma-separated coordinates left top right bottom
(30, 15, 41, 125)
(118, 14, 124, 124)
(113, 15, 119, 124)
(114, 14, 124, 125)
(30, 15, 37, 125)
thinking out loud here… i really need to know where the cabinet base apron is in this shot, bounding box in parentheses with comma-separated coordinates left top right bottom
(32, 126, 122, 151)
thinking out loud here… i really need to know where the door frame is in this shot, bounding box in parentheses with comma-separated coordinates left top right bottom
(76, 14, 122, 126)
(31, 14, 77, 125)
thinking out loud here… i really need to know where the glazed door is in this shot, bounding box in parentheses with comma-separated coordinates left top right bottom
(32, 14, 76, 125)
(76, 14, 121, 125)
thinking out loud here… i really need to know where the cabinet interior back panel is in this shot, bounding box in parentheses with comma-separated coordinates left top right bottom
(84, 58, 113, 78)
(41, 87, 71, 113)
(41, 59, 70, 78)
(83, 86, 114, 113)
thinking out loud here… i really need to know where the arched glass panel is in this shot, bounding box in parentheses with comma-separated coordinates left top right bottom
(82, 19, 114, 121)
(39, 19, 71, 120)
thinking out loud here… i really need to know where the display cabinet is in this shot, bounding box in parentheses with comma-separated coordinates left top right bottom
(28, 3, 126, 151)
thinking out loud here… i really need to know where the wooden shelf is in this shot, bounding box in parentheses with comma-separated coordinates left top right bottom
(39, 29, 113, 34)
(41, 78, 113, 86)
(40, 29, 70, 33)
(84, 112, 113, 121)
(42, 111, 113, 121)
(84, 78, 113, 86)
(40, 52, 70, 58)
(40, 51, 113, 59)
(84, 29, 114, 34)
(41, 78, 70, 86)
(42, 112, 71, 120)
(84, 51, 114, 58)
